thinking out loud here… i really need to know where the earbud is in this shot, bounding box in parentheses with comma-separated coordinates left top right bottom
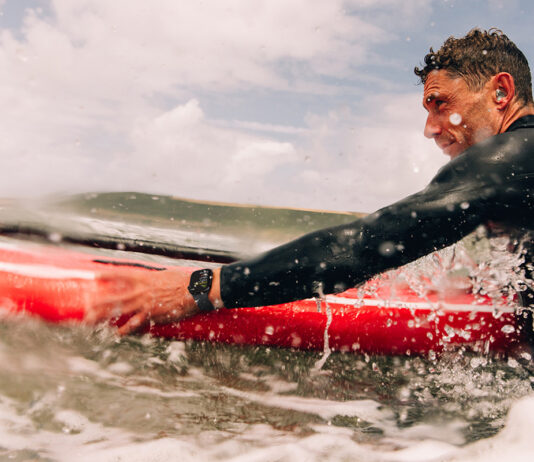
(496, 89, 506, 101)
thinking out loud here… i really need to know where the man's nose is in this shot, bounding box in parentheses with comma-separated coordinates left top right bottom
(424, 114, 442, 139)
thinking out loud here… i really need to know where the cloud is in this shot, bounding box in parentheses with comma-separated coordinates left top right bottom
(123, 93, 444, 212)
(126, 99, 299, 199)
(42, 0, 390, 94)
(285, 92, 446, 212)
(0, 0, 442, 212)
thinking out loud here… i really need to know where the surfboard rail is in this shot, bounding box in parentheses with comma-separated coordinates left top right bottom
(0, 240, 522, 356)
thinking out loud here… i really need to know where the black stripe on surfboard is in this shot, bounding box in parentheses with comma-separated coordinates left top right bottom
(92, 259, 167, 271)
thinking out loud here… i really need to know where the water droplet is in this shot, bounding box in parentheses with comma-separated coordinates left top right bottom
(501, 324, 515, 334)
(48, 232, 62, 243)
(378, 241, 396, 257)
(470, 357, 486, 368)
(449, 113, 462, 125)
(399, 387, 411, 400)
(460, 201, 470, 210)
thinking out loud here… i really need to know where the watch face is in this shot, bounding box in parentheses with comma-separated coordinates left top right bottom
(189, 269, 213, 295)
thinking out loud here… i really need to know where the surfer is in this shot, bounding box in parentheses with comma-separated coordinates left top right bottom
(89, 28, 534, 339)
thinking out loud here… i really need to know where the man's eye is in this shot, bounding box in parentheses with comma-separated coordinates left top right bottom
(435, 100, 445, 108)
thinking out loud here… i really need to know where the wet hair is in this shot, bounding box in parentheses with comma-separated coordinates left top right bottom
(414, 28, 533, 105)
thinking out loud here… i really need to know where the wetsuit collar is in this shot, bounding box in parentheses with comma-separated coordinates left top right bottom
(505, 114, 534, 132)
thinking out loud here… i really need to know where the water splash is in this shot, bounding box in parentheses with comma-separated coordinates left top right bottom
(313, 285, 332, 371)
(383, 225, 532, 315)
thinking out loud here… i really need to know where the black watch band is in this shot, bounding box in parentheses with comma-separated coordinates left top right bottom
(188, 269, 216, 312)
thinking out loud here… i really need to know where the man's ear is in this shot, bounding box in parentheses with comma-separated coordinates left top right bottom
(491, 72, 515, 109)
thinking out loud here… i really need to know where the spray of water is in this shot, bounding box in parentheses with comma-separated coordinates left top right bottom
(312, 284, 332, 371)
(388, 225, 532, 313)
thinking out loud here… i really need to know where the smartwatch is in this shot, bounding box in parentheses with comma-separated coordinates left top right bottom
(188, 269, 216, 312)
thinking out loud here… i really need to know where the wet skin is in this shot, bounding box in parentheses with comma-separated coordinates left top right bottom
(422, 70, 502, 159)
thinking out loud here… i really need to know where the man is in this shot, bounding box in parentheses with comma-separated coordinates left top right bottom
(89, 28, 534, 339)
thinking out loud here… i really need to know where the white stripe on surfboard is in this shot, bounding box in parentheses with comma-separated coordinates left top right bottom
(0, 262, 95, 280)
(0, 240, 25, 251)
(323, 295, 517, 313)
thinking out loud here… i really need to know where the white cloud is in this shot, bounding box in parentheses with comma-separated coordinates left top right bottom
(41, 0, 388, 94)
(121, 94, 444, 212)
(285, 92, 446, 211)
(0, 0, 442, 212)
(125, 99, 299, 200)
(225, 141, 297, 183)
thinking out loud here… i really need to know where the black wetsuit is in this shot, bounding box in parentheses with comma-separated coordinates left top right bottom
(220, 116, 534, 333)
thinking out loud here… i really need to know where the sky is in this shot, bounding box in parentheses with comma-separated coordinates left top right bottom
(0, 0, 533, 212)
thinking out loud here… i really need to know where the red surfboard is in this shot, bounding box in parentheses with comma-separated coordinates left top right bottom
(0, 239, 522, 356)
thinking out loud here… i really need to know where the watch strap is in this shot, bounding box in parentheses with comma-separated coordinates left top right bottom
(192, 293, 216, 312)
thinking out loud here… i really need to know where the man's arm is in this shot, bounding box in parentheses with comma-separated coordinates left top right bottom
(215, 130, 534, 309)
(90, 128, 534, 332)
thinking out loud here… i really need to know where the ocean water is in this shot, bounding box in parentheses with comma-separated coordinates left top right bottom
(0, 195, 533, 461)
(0, 316, 533, 462)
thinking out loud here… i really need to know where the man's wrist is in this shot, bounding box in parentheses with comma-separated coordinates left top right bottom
(187, 267, 224, 312)
(209, 268, 223, 309)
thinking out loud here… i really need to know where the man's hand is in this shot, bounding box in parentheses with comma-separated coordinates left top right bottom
(85, 267, 203, 335)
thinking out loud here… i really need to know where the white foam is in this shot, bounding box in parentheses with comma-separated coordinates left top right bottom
(1, 385, 534, 462)
(448, 394, 534, 462)
(66, 356, 197, 398)
(221, 386, 393, 422)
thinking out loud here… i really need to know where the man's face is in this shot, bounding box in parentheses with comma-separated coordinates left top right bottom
(422, 70, 498, 159)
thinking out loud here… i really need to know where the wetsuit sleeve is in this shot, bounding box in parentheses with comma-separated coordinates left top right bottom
(220, 131, 534, 308)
